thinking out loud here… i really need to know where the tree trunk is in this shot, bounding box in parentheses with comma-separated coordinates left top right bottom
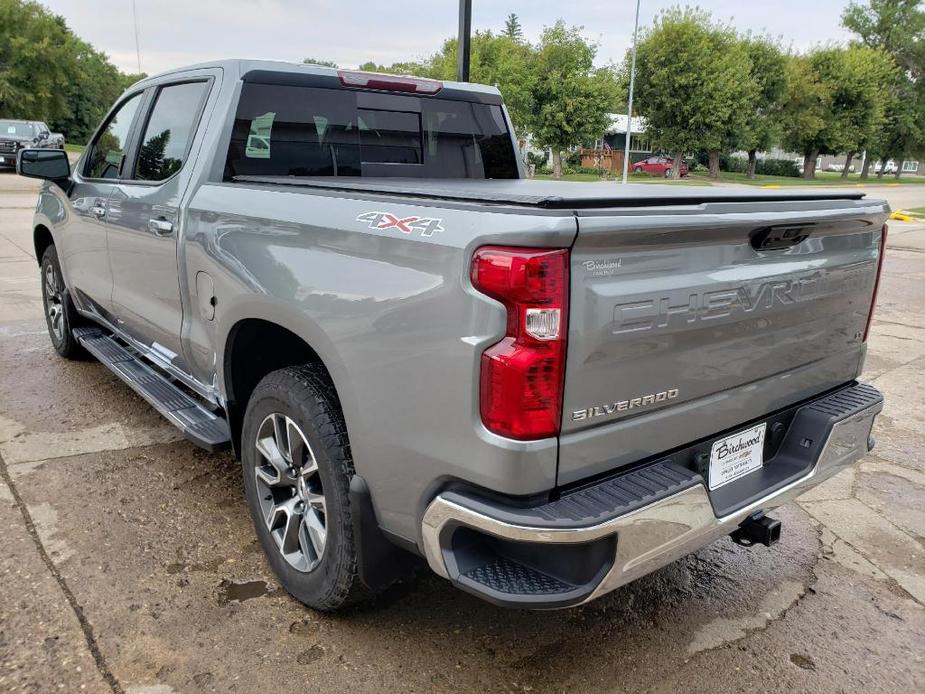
(895, 166, 903, 179)
(670, 152, 683, 179)
(877, 159, 885, 179)
(746, 150, 758, 179)
(841, 150, 855, 179)
(552, 150, 562, 179)
(859, 155, 872, 181)
(707, 150, 721, 179)
(802, 151, 818, 179)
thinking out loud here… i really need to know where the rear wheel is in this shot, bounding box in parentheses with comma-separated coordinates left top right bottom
(241, 365, 372, 611)
(40, 245, 85, 359)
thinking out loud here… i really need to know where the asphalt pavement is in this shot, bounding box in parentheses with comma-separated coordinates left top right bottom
(1, 172, 923, 693)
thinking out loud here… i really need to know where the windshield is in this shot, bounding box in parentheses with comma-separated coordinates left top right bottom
(225, 83, 518, 180)
(0, 121, 35, 138)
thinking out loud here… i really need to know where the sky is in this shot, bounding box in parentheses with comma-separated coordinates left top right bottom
(40, 0, 856, 76)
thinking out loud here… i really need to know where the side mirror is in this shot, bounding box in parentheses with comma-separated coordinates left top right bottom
(17, 149, 71, 189)
(38, 131, 48, 140)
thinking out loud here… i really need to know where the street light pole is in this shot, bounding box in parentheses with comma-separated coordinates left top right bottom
(621, 0, 641, 185)
(457, 0, 472, 82)
(132, 0, 142, 73)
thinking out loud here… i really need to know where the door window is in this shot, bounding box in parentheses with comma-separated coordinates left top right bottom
(84, 93, 143, 179)
(132, 81, 208, 182)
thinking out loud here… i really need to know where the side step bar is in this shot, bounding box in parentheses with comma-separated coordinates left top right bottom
(73, 327, 231, 452)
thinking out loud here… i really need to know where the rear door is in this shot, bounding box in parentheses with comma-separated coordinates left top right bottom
(105, 75, 213, 374)
(558, 198, 888, 484)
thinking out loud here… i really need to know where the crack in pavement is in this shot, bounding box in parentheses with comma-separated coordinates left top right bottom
(0, 448, 124, 694)
(684, 523, 822, 658)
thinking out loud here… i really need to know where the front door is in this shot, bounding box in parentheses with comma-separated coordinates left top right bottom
(106, 79, 211, 375)
(59, 92, 144, 315)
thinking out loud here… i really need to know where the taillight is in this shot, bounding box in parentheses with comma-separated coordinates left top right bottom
(471, 246, 569, 440)
(337, 70, 443, 95)
(863, 223, 888, 341)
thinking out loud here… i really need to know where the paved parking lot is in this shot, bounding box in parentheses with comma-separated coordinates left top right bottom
(1, 173, 923, 693)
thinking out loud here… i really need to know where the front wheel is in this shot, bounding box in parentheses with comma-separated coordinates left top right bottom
(241, 365, 372, 611)
(40, 245, 85, 359)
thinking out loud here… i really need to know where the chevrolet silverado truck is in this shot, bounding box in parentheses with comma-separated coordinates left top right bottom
(0, 119, 63, 167)
(17, 60, 887, 611)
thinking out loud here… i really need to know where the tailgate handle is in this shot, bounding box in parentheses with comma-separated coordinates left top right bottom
(751, 224, 814, 251)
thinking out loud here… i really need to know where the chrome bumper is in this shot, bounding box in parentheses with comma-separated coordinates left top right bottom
(421, 386, 882, 608)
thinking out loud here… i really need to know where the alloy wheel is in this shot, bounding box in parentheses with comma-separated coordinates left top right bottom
(43, 262, 64, 341)
(254, 413, 327, 572)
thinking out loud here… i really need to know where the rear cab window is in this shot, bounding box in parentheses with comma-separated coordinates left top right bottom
(224, 81, 518, 180)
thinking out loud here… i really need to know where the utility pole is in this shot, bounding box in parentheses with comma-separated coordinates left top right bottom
(457, 0, 472, 81)
(621, 0, 641, 185)
(132, 0, 142, 73)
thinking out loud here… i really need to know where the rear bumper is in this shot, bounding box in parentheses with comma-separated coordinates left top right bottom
(421, 383, 882, 608)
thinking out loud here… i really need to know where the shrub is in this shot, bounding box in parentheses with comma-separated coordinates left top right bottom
(527, 151, 549, 168)
(756, 158, 800, 177)
(564, 150, 583, 168)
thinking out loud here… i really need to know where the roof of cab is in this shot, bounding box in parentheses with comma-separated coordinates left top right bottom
(128, 58, 500, 99)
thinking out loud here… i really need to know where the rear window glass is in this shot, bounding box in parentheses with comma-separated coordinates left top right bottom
(224, 83, 517, 180)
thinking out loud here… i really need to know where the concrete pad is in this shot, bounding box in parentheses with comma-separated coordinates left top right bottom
(863, 321, 925, 380)
(801, 498, 925, 603)
(7, 444, 828, 693)
(856, 466, 925, 540)
(0, 479, 110, 692)
(0, 327, 184, 452)
(796, 467, 856, 502)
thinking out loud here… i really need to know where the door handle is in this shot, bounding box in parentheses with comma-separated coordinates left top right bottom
(148, 218, 174, 236)
(89, 205, 107, 218)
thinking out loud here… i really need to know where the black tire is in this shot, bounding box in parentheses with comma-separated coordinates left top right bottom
(241, 364, 371, 611)
(40, 245, 85, 359)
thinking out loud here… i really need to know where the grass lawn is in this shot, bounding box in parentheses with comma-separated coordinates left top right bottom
(64, 143, 84, 154)
(688, 171, 925, 187)
(903, 206, 925, 217)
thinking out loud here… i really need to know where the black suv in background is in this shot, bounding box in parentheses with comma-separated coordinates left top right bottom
(0, 120, 64, 168)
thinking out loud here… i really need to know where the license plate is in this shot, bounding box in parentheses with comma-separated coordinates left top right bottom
(709, 422, 766, 490)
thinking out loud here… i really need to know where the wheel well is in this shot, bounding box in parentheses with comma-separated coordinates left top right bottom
(34, 225, 53, 264)
(224, 319, 327, 456)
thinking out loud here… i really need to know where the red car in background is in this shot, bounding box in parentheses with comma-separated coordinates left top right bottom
(632, 155, 689, 177)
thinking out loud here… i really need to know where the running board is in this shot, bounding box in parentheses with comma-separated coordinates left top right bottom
(73, 326, 231, 452)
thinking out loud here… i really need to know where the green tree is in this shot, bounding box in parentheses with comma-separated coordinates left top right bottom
(54, 39, 140, 145)
(0, 0, 76, 123)
(738, 36, 787, 179)
(302, 57, 339, 68)
(842, 0, 924, 178)
(781, 47, 890, 179)
(842, 0, 924, 77)
(0, 0, 144, 144)
(632, 8, 755, 179)
(503, 13, 523, 42)
(528, 22, 620, 177)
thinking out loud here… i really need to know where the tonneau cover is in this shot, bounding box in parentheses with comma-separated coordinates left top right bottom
(230, 176, 866, 209)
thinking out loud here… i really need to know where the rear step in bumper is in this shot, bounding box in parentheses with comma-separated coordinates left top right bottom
(421, 383, 883, 609)
(74, 327, 231, 452)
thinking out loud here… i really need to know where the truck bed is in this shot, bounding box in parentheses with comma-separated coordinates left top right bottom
(230, 176, 867, 209)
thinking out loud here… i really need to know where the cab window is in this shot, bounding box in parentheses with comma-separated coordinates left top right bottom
(84, 93, 143, 179)
(132, 81, 208, 182)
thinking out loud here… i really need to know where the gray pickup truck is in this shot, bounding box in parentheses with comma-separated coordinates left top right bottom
(0, 119, 64, 167)
(17, 60, 887, 611)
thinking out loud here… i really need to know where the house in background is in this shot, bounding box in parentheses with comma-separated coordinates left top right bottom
(577, 114, 652, 174)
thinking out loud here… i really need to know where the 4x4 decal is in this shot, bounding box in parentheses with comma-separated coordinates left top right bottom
(356, 211, 444, 238)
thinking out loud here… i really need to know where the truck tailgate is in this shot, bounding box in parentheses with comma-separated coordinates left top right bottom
(558, 197, 888, 485)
